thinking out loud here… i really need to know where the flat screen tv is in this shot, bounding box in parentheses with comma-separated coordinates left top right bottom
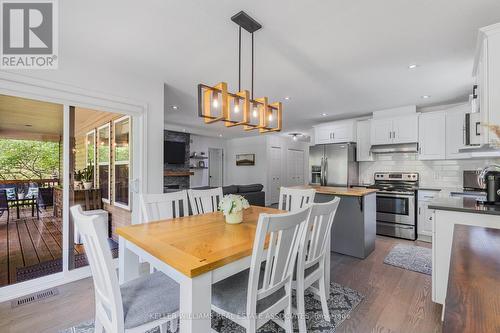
(164, 141, 185, 164)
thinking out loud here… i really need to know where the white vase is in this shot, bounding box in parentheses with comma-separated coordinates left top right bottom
(225, 210, 243, 224)
(83, 182, 93, 190)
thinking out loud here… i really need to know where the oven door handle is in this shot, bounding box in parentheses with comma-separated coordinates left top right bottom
(377, 193, 414, 198)
(377, 221, 414, 230)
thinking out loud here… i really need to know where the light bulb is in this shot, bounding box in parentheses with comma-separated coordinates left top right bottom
(212, 98, 219, 108)
(234, 104, 240, 113)
(268, 113, 273, 122)
(252, 108, 258, 118)
(293, 135, 298, 141)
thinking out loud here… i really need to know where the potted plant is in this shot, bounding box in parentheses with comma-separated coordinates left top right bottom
(81, 164, 94, 190)
(218, 194, 250, 224)
(74, 170, 83, 189)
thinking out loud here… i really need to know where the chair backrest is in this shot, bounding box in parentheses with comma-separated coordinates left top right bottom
(0, 190, 8, 209)
(38, 187, 54, 207)
(140, 190, 189, 222)
(187, 187, 223, 215)
(246, 206, 312, 316)
(70, 205, 124, 332)
(297, 197, 341, 276)
(278, 187, 316, 212)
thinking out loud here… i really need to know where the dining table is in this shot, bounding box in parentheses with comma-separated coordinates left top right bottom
(117, 205, 332, 333)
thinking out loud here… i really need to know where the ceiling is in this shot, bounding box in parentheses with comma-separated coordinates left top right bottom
(0, 94, 63, 141)
(61, 0, 500, 138)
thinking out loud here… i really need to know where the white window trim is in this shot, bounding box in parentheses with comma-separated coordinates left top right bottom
(113, 115, 131, 210)
(97, 123, 111, 203)
(0, 71, 148, 303)
(85, 129, 96, 186)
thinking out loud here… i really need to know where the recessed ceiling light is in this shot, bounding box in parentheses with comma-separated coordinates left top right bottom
(421, 95, 431, 99)
(284, 96, 290, 101)
(408, 64, 418, 69)
(321, 113, 327, 117)
(218, 133, 223, 137)
(171, 105, 179, 110)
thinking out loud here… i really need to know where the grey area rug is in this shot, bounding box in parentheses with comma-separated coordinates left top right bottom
(60, 282, 364, 333)
(383, 243, 432, 275)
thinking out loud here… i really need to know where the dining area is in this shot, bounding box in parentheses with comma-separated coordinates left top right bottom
(70, 186, 344, 333)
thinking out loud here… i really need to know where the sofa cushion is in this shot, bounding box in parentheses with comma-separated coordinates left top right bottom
(222, 185, 238, 195)
(237, 184, 264, 193)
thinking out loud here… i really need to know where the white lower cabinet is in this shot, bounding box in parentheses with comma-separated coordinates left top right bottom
(417, 190, 439, 241)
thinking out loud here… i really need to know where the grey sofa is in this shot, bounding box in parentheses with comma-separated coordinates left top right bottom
(192, 184, 265, 207)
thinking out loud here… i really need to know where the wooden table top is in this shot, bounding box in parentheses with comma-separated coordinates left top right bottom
(443, 224, 500, 333)
(116, 206, 284, 278)
(292, 185, 378, 197)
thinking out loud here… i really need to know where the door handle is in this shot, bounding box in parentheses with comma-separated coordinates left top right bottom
(475, 122, 481, 136)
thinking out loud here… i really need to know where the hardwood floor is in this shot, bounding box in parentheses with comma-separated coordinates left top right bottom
(0, 236, 442, 333)
(0, 208, 85, 287)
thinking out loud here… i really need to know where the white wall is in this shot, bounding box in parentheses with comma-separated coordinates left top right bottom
(189, 134, 226, 187)
(359, 154, 500, 189)
(225, 136, 268, 189)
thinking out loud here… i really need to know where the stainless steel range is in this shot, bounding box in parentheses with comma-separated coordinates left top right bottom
(368, 172, 419, 240)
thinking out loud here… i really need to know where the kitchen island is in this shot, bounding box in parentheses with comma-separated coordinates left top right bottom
(293, 185, 377, 259)
(428, 197, 500, 308)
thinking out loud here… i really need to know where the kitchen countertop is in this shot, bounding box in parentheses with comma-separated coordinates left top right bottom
(428, 197, 500, 216)
(293, 185, 378, 197)
(443, 224, 500, 332)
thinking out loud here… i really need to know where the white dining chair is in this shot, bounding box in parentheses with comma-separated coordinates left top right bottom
(187, 187, 223, 215)
(70, 205, 179, 333)
(140, 190, 189, 222)
(211, 206, 312, 332)
(278, 187, 316, 212)
(293, 197, 341, 333)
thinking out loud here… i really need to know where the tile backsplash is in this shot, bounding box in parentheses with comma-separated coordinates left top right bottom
(359, 154, 500, 189)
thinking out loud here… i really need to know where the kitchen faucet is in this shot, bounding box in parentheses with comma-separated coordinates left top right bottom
(478, 164, 500, 188)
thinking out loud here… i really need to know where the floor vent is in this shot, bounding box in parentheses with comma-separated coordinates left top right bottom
(11, 288, 59, 308)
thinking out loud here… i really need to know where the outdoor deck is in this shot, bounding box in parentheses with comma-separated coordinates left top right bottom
(0, 207, 117, 287)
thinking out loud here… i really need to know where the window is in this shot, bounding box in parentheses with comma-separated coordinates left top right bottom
(97, 123, 110, 202)
(113, 116, 130, 208)
(85, 130, 96, 185)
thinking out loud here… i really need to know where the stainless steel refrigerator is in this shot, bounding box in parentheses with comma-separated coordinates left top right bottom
(309, 143, 358, 186)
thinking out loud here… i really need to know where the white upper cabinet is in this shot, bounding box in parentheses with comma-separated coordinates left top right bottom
(474, 23, 500, 146)
(314, 120, 356, 144)
(356, 119, 374, 161)
(445, 105, 471, 159)
(370, 118, 393, 145)
(393, 116, 419, 144)
(418, 112, 446, 160)
(370, 113, 418, 145)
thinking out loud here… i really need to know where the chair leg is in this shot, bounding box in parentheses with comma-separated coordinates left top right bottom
(246, 318, 256, 333)
(160, 322, 167, 333)
(171, 318, 178, 332)
(94, 317, 104, 333)
(284, 301, 294, 333)
(296, 282, 307, 333)
(318, 275, 331, 322)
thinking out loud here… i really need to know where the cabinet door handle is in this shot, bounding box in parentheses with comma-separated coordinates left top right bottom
(419, 207, 421, 215)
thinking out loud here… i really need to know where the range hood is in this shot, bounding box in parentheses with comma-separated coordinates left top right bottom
(459, 144, 500, 157)
(370, 143, 418, 154)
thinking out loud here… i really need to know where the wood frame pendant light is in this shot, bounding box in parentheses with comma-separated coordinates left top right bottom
(197, 11, 282, 133)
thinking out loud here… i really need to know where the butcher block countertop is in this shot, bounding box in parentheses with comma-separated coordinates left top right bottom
(292, 185, 378, 197)
(443, 224, 500, 333)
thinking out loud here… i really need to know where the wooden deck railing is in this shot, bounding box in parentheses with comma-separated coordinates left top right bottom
(0, 178, 59, 187)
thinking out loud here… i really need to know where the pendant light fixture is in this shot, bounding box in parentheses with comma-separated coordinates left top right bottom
(198, 11, 282, 133)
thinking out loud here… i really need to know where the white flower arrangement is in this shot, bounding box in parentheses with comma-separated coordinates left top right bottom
(218, 194, 250, 216)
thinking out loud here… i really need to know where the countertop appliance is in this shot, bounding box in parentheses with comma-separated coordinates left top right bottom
(463, 170, 486, 191)
(479, 164, 500, 204)
(309, 143, 358, 187)
(367, 172, 419, 240)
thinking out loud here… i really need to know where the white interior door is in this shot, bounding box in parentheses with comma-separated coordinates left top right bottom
(269, 146, 281, 204)
(208, 148, 223, 187)
(295, 150, 305, 185)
